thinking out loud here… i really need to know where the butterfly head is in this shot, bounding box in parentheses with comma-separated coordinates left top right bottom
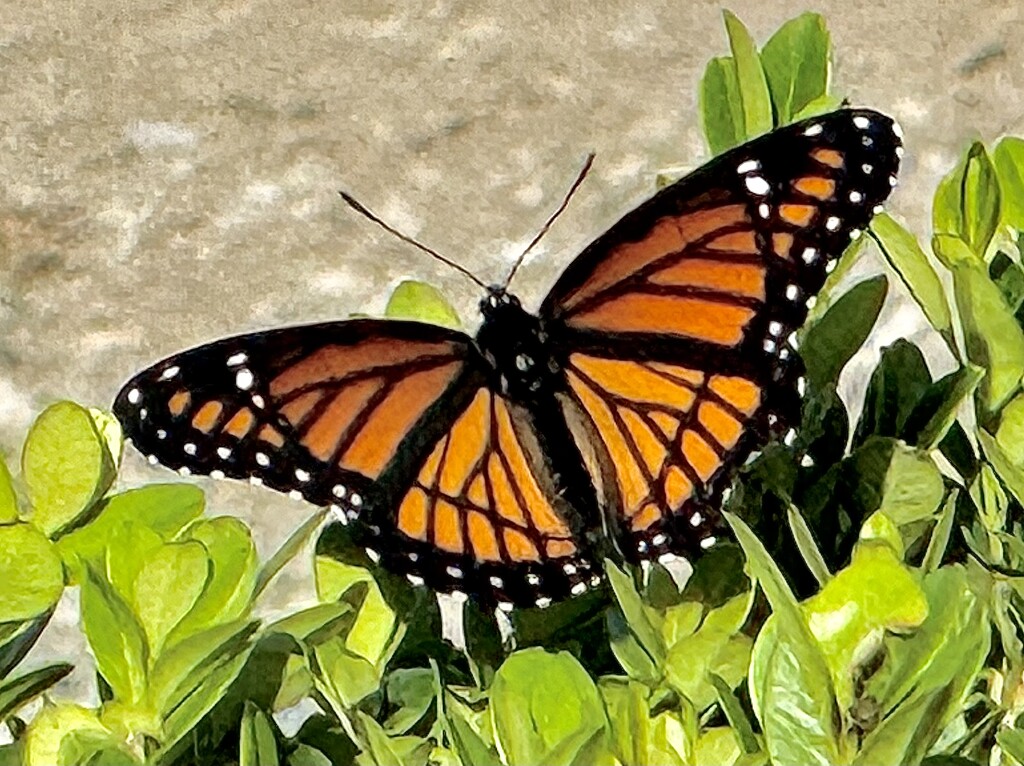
(477, 287, 560, 402)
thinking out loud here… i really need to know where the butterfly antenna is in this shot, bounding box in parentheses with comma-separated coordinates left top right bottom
(501, 152, 596, 291)
(338, 191, 488, 290)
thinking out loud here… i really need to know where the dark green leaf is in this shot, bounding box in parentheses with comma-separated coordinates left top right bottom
(853, 339, 931, 448)
(759, 13, 830, 124)
(605, 561, 666, 664)
(0, 663, 72, 721)
(801, 276, 888, 388)
(384, 668, 434, 735)
(0, 612, 52, 679)
(903, 365, 984, 450)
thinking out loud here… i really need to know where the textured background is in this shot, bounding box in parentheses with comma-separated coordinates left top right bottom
(0, 0, 1018, 704)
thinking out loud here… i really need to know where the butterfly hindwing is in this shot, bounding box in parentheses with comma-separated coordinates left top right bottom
(544, 108, 902, 560)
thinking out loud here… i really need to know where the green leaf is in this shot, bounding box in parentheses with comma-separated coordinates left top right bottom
(21, 401, 115, 537)
(709, 674, 759, 755)
(23, 703, 112, 766)
(787, 505, 830, 586)
(853, 340, 932, 448)
(87, 408, 123, 472)
(384, 281, 461, 329)
(0, 456, 17, 524)
(0, 524, 64, 622)
(997, 392, 1024, 464)
(132, 540, 211, 656)
(943, 242, 1024, 415)
(168, 517, 258, 646)
(759, 13, 830, 124)
(605, 561, 666, 664)
(240, 702, 280, 766)
(148, 619, 259, 716)
(998, 728, 1024, 764)
(870, 214, 955, 354)
(80, 566, 148, 704)
(933, 143, 1001, 257)
(383, 668, 435, 735)
(357, 711, 432, 766)
(801, 276, 888, 388)
(0, 663, 73, 721)
(315, 557, 397, 667)
(255, 508, 329, 598)
(58, 484, 205, 585)
(876, 447, 946, 526)
(995, 137, 1024, 231)
(979, 430, 1024, 509)
(312, 637, 382, 710)
(804, 541, 928, 709)
(722, 11, 773, 139)
(446, 694, 501, 766)
(903, 365, 985, 450)
(491, 648, 607, 766)
(728, 513, 841, 766)
(0, 613, 53, 679)
(921, 492, 957, 573)
(700, 57, 745, 155)
(858, 567, 989, 765)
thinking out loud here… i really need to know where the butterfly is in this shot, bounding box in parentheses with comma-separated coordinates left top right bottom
(114, 109, 902, 611)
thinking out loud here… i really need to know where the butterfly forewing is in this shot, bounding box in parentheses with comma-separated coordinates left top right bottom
(114, 321, 473, 513)
(543, 108, 902, 561)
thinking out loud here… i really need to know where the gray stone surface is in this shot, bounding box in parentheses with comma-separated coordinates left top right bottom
(0, 1, 1016, 703)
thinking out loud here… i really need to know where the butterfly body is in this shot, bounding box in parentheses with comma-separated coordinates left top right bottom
(115, 109, 902, 609)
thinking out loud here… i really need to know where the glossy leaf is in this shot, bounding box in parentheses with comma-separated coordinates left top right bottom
(490, 648, 606, 766)
(606, 560, 666, 664)
(870, 214, 955, 353)
(853, 339, 931, 448)
(0, 524, 64, 622)
(996, 392, 1024, 464)
(903, 365, 984, 450)
(240, 702, 280, 766)
(132, 540, 211, 656)
(315, 557, 396, 667)
(787, 505, 830, 586)
(23, 703, 112, 766)
(87, 408, 123, 472)
(0, 663, 73, 721)
(933, 142, 1001, 258)
(0, 456, 17, 524)
(723, 11, 773, 140)
(385, 281, 461, 330)
(759, 13, 830, 124)
(58, 484, 205, 585)
(801, 276, 888, 388)
(80, 567, 148, 704)
(21, 401, 114, 537)
(700, 56, 745, 155)
(995, 136, 1024, 231)
(940, 238, 1024, 415)
(728, 513, 841, 766)
(876, 447, 946, 526)
(168, 517, 258, 646)
(804, 541, 928, 709)
(384, 668, 435, 735)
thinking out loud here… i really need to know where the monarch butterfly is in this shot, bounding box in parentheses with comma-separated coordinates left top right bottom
(114, 109, 901, 611)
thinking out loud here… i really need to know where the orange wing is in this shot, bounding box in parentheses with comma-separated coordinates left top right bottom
(565, 352, 764, 560)
(114, 320, 472, 515)
(386, 388, 601, 609)
(542, 109, 902, 560)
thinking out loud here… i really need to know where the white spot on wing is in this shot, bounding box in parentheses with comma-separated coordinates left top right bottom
(235, 369, 255, 390)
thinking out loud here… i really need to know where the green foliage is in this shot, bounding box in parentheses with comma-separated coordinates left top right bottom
(5, 9, 1024, 766)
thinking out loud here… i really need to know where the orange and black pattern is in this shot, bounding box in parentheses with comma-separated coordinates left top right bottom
(115, 108, 902, 610)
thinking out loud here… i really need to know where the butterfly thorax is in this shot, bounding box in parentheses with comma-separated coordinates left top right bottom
(476, 289, 560, 403)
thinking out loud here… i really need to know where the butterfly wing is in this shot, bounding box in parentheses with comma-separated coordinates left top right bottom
(114, 320, 601, 607)
(542, 108, 902, 560)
